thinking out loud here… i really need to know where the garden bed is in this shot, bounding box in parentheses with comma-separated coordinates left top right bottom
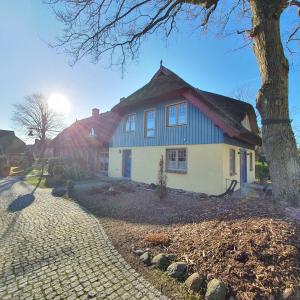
(73, 183, 300, 300)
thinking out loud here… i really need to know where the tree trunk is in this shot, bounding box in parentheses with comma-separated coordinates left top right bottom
(250, 0, 300, 205)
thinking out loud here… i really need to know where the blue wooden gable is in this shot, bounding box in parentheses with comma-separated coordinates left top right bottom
(110, 99, 224, 147)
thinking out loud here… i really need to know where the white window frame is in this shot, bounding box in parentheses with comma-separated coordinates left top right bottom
(144, 109, 156, 138)
(166, 102, 188, 127)
(89, 128, 96, 137)
(166, 148, 187, 173)
(229, 149, 236, 176)
(124, 114, 136, 132)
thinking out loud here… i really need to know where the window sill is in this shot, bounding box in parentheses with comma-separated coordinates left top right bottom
(166, 123, 188, 128)
(166, 170, 187, 174)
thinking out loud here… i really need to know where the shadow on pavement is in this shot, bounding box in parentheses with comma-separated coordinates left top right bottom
(7, 194, 35, 212)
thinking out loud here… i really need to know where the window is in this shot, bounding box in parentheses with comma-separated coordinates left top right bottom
(100, 152, 109, 172)
(229, 149, 236, 176)
(249, 152, 253, 171)
(144, 109, 155, 137)
(125, 114, 136, 132)
(89, 128, 96, 137)
(166, 149, 187, 173)
(166, 102, 187, 126)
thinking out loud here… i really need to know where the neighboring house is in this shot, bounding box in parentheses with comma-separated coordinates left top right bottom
(27, 139, 54, 159)
(0, 130, 26, 157)
(108, 66, 261, 195)
(52, 108, 119, 174)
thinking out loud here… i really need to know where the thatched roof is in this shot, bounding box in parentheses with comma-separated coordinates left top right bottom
(112, 66, 261, 146)
(0, 130, 26, 154)
(52, 111, 119, 149)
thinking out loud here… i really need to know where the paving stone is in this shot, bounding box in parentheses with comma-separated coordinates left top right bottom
(0, 180, 167, 299)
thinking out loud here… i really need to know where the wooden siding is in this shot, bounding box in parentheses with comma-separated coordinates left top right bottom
(110, 100, 224, 147)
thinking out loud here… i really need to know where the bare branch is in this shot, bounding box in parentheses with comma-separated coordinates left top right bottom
(12, 94, 63, 142)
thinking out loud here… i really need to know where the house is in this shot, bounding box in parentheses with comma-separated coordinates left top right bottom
(0, 130, 26, 156)
(52, 108, 119, 174)
(27, 139, 54, 159)
(108, 66, 261, 195)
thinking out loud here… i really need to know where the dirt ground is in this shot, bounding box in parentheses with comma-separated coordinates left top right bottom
(73, 183, 300, 300)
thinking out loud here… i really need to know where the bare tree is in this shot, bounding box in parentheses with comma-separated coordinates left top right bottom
(46, 0, 300, 204)
(12, 93, 63, 156)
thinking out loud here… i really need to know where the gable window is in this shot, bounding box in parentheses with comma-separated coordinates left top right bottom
(229, 149, 236, 176)
(166, 102, 187, 126)
(144, 109, 155, 137)
(166, 149, 187, 173)
(125, 114, 136, 132)
(249, 152, 253, 171)
(89, 128, 96, 137)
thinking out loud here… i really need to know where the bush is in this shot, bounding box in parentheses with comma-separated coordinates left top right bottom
(67, 180, 74, 196)
(53, 164, 65, 176)
(0, 155, 10, 177)
(48, 157, 65, 176)
(255, 163, 270, 180)
(144, 232, 170, 246)
(156, 155, 167, 200)
(64, 162, 92, 181)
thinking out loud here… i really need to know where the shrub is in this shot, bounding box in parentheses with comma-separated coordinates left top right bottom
(156, 155, 167, 200)
(0, 155, 10, 177)
(67, 180, 75, 196)
(255, 162, 270, 181)
(53, 164, 65, 176)
(64, 162, 92, 181)
(2, 165, 11, 177)
(48, 157, 65, 176)
(144, 232, 170, 246)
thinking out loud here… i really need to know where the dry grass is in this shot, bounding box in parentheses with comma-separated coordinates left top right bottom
(144, 232, 170, 246)
(73, 183, 300, 300)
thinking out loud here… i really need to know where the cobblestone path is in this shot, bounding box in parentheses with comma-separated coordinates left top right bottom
(0, 179, 166, 300)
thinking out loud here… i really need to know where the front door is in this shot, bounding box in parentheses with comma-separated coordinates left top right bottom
(123, 150, 132, 178)
(240, 149, 247, 183)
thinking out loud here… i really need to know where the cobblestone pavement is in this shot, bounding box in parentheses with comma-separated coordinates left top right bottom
(0, 179, 167, 300)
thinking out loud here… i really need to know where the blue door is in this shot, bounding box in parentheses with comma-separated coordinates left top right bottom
(123, 150, 132, 178)
(240, 149, 247, 183)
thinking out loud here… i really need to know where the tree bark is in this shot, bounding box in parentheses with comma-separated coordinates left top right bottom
(250, 0, 300, 205)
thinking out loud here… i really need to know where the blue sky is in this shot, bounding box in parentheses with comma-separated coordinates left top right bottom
(1, 1, 299, 143)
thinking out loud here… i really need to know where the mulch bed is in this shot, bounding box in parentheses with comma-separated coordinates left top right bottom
(73, 183, 300, 300)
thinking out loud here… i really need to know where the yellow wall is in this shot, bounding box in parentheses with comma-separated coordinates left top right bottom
(222, 144, 255, 192)
(109, 144, 255, 195)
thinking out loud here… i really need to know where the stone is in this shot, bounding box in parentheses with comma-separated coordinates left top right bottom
(149, 183, 157, 190)
(151, 254, 170, 270)
(282, 287, 298, 300)
(185, 272, 204, 292)
(234, 251, 248, 263)
(166, 254, 176, 261)
(139, 252, 151, 266)
(205, 279, 227, 300)
(51, 187, 67, 197)
(166, 262, 187, 280)
(132, 249, 144, 256)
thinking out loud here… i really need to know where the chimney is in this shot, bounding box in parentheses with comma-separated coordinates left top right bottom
(92, 108, 100, 118)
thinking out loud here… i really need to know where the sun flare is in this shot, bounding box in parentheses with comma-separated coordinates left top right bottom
(48, 93, 71, 114)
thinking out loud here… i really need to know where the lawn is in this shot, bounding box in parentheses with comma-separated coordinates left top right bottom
(72, 182, 300, 300)
(23, 174, 47, 189)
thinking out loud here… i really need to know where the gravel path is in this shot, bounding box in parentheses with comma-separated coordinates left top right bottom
(0, 179, 166, 300)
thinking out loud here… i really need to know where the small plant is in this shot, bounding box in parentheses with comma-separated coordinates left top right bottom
(156, 155, 167, 200)
(67, 180, 75, 197)
(53, 164, 65, 176)
(144, 232, 170, 246)
(48, 157, 64, 176)
(0, 155, 10, 177)
(255, 162, 270, 184)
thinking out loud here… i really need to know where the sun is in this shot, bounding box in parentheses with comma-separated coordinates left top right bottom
(48, 93, 71, 114)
